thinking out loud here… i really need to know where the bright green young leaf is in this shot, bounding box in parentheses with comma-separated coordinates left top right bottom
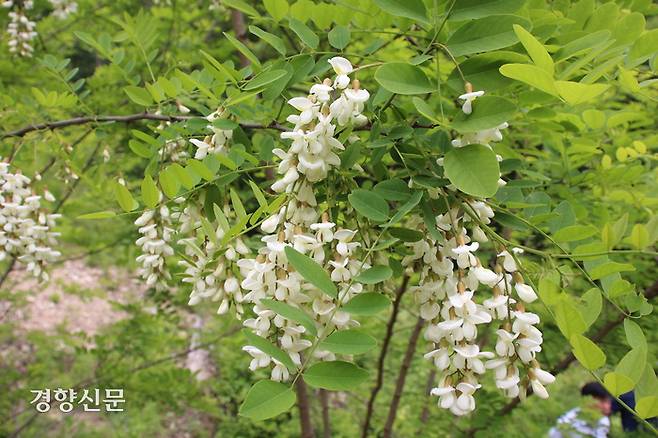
(260, 299, 318, 336)
(628, 29, 658, 62)
(452, 96, 516, 132)
(319, 329, 377, 355)
(554, 297, 587, 338)
(616, 348, 647, 384)
(284, 246, 337, 298)
(588, 262, 635, 280)
(249, 25, 287, 55)
(263, 0, 289, 21)
(159, 167, 180, 199)
(373, 0, 428, 24)
(374, 63, 434, 95)
(636, 396, 658, 419)
(623, 319, 647, 350)
(443, 144, 500, 198)
(577, 288, 602, 330)
(555, 81, 610, 105)
(303, 361, 369, 390)
(77, 211, 116, 220)
(242, 329, 297, 371)
(348, 189, 390, 222)
(328, 25, 350, 50)
(512, 24, 553, 74)
(114, 181, 137, 212)
(627, 224, 649, 249)
(239, 380, 296, 421)
(446, 15, 530, 57)
(603, 372, 635, 397)
(354, 265, 392, 284)
(223, 0, 259, 17)
(141, 174, 158, 208)
(186, 159, 215, 181)
(553, 225, 597, 242)
(342, 293, 391, 315)
(288, 18, 319, 49)
(499, 63, 559, 96)
(570, 334, 606, 370)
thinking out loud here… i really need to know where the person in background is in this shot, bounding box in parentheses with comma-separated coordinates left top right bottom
(549, 382, 611, 438)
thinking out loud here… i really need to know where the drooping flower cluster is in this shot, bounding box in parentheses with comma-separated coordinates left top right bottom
(134, 193, 174, 291)
(178, 203, 250, 317)
(0, 159, 60, 281)
(189, 108, 234, 160)
(3, 0, 77, 56)
(238, 57, 370, 381)
(406, 89, 554, 415)
(3, 1, 37, 57)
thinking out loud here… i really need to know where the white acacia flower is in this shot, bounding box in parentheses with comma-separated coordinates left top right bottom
(515, 283, 538, 303)
(458, 90, 484, 114)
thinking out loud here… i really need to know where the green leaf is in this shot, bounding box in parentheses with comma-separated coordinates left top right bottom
(319, 329, 377, 355)
(284, 246, 337, 298)
(354, 265, 392, 284)
(114, 181, 137, 212)
(223, 32, 262, 70)
(412, 97, 440, 123)
(555, 81, 610, 105)
(77, 211, 116, 220)
(512, 25, 553, 75)
(443, 144, 500, 198)
(169, 163, 195, 189)
(386, 190, 423, 226)
(450, 0, 523, 20)
(303, 361, 369, 390)
(499, 63, 559, 96)
(577, 288, 602, 330)
(623, 319, 647, 350)
(373, 0, 428, 24)
(628, 29, 658, 62)
(239, 380, 296, 421)
(389, 227, 424, 242)
(348, 189, 390, 222)
(452, 96, 516, 132)
(627, 224, 649, 249)
(263, 0, 289, 21)
(243, 69, 288, 91)
(553, 225, 597, 242)
(242, 329, 296, 371)
(223, 0, 259, 17)
(328, 25, 350, 50)
(616, 348, 647, 383)
(260, 299, 318, 336)
(374, 63, 434, 95)
(603, 372, 635, 397)
(570, 334, 606, 370)
(373, 179, 411, 201)
(124, 86, 153, 106)
(249, 25, 287, 55)
(186, 159, 215, 181)
(288, 18, 319, 49)
(636, 396, 658, 419)
(159, 167, 180, 199)
(446, 15, 530, 57)
(141, 174, 159, 208)
(554, 297, 587, 338)
(342, 293, 391, 315)
(589, 262, 635, 280)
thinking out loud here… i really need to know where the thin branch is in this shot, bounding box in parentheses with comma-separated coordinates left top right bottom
(361, 275, 410, 438)
(383, 316, 425, 438)
(295, 379, 316, 438)
(419, 369, 436, 424)
(1, 113, 289, 139)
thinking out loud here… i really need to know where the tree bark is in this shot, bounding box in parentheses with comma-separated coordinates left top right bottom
(361, 275, 410, 438)
(319, 389, 331, 438)
(383, 316, 425, 438)
(295, 379, 316, 438)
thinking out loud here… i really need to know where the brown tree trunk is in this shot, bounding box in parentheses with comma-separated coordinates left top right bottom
(296, 379, 316, 438)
